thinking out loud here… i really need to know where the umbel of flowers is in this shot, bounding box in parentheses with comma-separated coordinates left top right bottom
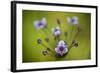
(33, 16, 81, 57)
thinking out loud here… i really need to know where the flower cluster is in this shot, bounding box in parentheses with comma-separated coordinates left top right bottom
(33, 16, 81, 57)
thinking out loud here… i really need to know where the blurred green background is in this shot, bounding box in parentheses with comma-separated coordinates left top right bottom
(22, 10, 91, 63)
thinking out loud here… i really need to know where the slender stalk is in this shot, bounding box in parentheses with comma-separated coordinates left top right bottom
(40, 43, 54, 54)
(69, 25, 74, 43)
(72, 25, 81, 40)
(67, 44, 74, 55)
(73, 31, 79, 40)
(41, 43, 48, 49)
(41, 29, 55, 48)
(64, 31, 68, 42)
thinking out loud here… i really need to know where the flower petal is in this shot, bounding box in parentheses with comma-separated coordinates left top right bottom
(54, 30, 60, 36)
(72, 16, 78, 24)
(67, 17, 71, 24)
(58, 40, 65, 45)
(63, 48, 68, 53)
(56, 26, 60, 29)
(55, 48, 60, 53)
(34, 20, 40, 29)
(73, 16, 78, 21)
(52, 28, 55, 33)
(41, 17, 46, 26)
(55, 47, 62, 54)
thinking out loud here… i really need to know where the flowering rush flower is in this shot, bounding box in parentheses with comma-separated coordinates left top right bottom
(52, 26, 61, 36)
(55, 40, 68, 56)
(34, 17, 47, 29)
(67, 16, 78, 25)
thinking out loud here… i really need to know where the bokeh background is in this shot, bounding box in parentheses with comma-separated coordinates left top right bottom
(22, 10, 91, 63)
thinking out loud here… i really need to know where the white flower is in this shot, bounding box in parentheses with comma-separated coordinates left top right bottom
(52, 26, 61, 36)
(67, 16, 78, 25)
(55, 40, 68, 56)
(34, 17, 47, 29)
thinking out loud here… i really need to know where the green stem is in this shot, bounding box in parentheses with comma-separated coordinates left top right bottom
(69, 25, 74, 43)
(67, 43, 74, 54)
(41, 43, 54, 54)
(72, 25, 81, 40)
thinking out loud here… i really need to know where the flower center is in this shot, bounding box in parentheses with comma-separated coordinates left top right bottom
(59, 46, 64, 51)
(55, 29, 59, 32)
(38, 22, 43, 26)
(71, 19, 75, 23)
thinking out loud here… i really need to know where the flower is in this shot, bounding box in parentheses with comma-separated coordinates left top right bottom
(34, 17, 47, 29)
(55, 40, 68, 56)
(67, 16, 78, 25)
(52, 26, 61, 36)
